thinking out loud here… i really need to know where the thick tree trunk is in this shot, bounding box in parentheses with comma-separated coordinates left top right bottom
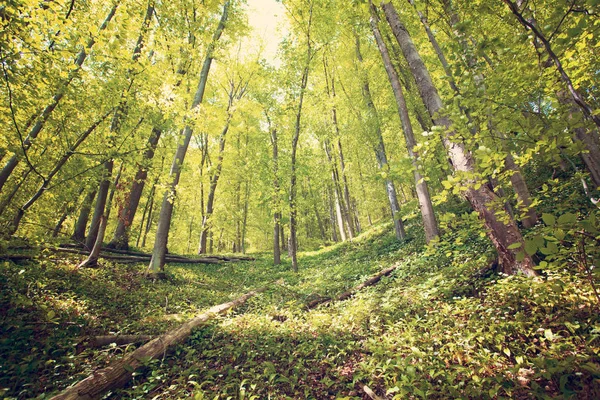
(370, 10, 439, 243)
(72, 189, 97, 243)
(0, 4, 118, 193)
(383, 1, 535, 276)
(355, 35, 406, 241)
(148, 1, 229, 274)
(50, 288, 265, 400)
(110, 128, 162, 249)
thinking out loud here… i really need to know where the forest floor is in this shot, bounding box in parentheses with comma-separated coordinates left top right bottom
(1, 215, 600, 399)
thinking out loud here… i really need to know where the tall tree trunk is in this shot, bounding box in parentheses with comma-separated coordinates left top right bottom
(109, 127, 162, 249)
(323, 57, 354, 239)
(289, 3, 314, 273)
(324, 140, 347, 242)
(327, 185, 339, 242)
(72, 189, 97, 243)
(84, 3, 154, 250)
(0, 167, 31, 218)
(140, 184, 155, 248)
(136, 182, 154, 248)
(199, 119, 230, 254)
(270, 122, 281, 265)
(370, 10, 439, 243)
(148, 1, 229, 275)
(355, 34, 406, 241)
(382, 1, 535, 276)
(85, 160, 114, 250)
(104, 161, 123, 223)
(307, 176, 327, 241)
(337, 138, 359, 235)
(241, 178, 250, 254)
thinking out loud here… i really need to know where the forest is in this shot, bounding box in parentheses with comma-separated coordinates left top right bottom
(1, 0, 600, 398)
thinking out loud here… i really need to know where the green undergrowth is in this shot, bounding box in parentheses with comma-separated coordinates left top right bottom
(1, 212, 600, 399)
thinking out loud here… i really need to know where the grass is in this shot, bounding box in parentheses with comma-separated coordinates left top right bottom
(1, 213, 600, 399)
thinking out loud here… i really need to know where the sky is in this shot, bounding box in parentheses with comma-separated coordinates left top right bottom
(244, 0, 288, 65)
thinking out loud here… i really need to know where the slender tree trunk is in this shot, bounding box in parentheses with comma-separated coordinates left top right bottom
(355, 34, 406, 241)
(148, 1, 229, 275)
(104, 162, 123, 223)
(270, 123, 281, 264)
(382, 1, 535, 275)
(307, 176, 327, 241)
(370, 11, 439, 243)
(85, 160, 114, 250)
(77, 215, 107, 269)
(136, 183, 154, 248)
(241, 179, 250, 254)
(0, 5, 118, 193)
(337, 138, 358, 235)
(289, 3, 314, 273)
(327, 185, 339, 242)
(324, 140, 347, 241)
(72, 189, 97, 243)
(140, 185, 155, 248)
(110, 127, 162, 249)
(199, 119, 230, 254)
(52, 188, 85, 237)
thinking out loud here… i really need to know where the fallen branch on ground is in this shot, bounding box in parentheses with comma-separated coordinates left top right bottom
(306, 264, 399, 309)
(50, 287, 266, 400)
(85, 335, 154, 348)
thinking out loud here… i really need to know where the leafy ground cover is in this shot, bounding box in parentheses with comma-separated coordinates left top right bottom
(1, 208, 600, 399)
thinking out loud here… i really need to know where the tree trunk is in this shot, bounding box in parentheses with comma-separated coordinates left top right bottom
(148, 1, 229, 274)
(370, 10, 439, 243)
(50, 288, 265, 400)
(0, 167, 31, 218)
(324, 140, 347, 242)
(104, 162, 123, 223)
(77, 215, 107, 269)
(199, 120, 230, 254)
(0, 5, 118, 193)
(355, 34, 406, 241)
(270, 123, 281, 264)
(139, 183, 155, 248)
(289, 3, 314, 273)
(327, 185, 339, 242)
(85, 160, 114, 250)
(382, 1, 535, 276)
(72, 189, 97, 243)
(110, 127, 162, 249)
(505, 153, 538, 228)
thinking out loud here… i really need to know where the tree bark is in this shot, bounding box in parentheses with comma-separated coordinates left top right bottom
(382, 1, 535, 276)
(355, 34, 406, 241)
(289, 3, 314, 273)
(50, 287, 265, 400)
(148, 1, 229, 274)
(72, 189, 97, 243)
(370, 9, 439, 243)
(0, 5, 118, 193)
(85, 160, 114, 250)
(77, 215, 107, 269)
(270, 122, 281, 264)
(110, 127, 162, 249)
(324, 140, 347, 241)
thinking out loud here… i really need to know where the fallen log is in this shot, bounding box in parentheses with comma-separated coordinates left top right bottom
(50, 287, 266, 400)
(54, 248, 221, 264)
(87, 335, 154, 348)
(0, 254, 35, 262)
(306, 264, 399, 309)
(59, 243, 255, 261)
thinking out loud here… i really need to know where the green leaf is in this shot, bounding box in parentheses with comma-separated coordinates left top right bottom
(557, 212, 577, 225)
(507, 242, 522, 250)
(542, 213, 556, 226)
(524, 239, 538, 256)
